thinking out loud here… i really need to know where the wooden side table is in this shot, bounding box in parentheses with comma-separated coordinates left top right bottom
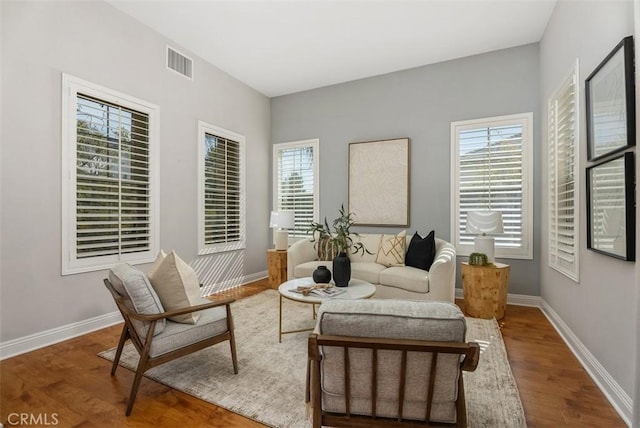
(267, 249, 288, 289)
(461, 262, 510, 320)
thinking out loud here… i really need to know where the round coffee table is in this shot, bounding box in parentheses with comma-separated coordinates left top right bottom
(278, 277, 376, 342)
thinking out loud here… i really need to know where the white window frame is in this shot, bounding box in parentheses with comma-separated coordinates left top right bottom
(61, 73, 160, 275)
(272, 139, 320, 241)
(450, 112, 534, 260)
(197, 121, 246, 255)
(548, 60, 580, 281)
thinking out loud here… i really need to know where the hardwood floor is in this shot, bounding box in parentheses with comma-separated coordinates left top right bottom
(0, 279, 626, 427)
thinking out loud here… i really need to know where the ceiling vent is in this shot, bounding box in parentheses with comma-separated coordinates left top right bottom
(167, 46, 193, 80)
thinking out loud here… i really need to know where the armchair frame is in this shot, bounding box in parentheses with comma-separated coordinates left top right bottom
(104, 278, 238, 415)
(307, 334, 480, 427)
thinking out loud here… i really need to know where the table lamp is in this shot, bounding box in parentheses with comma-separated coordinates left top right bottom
(270, 210, 295, 250)
(465, 210, 504, 263)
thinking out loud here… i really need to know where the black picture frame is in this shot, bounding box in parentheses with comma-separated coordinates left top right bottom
(585, 36, 635, 161)
(586, 152, 635, 261)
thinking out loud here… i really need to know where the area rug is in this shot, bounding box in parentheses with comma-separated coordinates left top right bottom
(99, 290, 526, 427)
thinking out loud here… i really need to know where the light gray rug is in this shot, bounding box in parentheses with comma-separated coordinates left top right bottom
(99, 290, 526, 427)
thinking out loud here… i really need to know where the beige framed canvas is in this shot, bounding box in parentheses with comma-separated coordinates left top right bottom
(348, 138, 410, 226)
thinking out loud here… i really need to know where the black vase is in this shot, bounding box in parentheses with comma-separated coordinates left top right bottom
(332, 252, 351, 287)
(312, 265, 332, 283)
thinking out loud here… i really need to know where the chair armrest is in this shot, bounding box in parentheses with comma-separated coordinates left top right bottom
(461, 342, 480, 372)
(129, 298, 235, 322)
(287, 238, 318, 280)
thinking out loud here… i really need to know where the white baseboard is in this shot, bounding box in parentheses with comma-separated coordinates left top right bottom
(0, 271, 269, 361)
(454, 288, 542, 307)
(539, 300, 632, 426)
(0, 311, 123, 360)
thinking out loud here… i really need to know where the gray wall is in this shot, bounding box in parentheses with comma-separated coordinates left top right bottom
(0, 1, 270, 342)
(539, 0, 637, 406)
(271, 44, 541, 296)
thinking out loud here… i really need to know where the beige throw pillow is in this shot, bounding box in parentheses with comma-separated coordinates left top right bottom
(147, 251, 202, 324)
(146, 250, 167, 277)
(375, 230, 407, 267)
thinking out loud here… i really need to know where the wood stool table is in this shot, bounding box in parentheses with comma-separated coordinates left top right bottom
(461, 262, 510, 320)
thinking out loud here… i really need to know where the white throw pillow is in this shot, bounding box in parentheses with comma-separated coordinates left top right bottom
(375, 230, 407, 267)
(148, 251, 202, 324)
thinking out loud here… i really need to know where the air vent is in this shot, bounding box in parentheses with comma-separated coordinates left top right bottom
(167, 46, 193, 79)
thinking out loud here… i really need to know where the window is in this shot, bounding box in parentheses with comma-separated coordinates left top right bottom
(198, 121, 246, 254)
(273, 139, 319, 238)
(451, 113, 533, 259)
(62, 74, 159, 275)
(548, 62, 579, 281)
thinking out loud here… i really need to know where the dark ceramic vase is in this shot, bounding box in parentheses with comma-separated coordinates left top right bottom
(332, 252, 351, 287)
(312, 265, 332, 283)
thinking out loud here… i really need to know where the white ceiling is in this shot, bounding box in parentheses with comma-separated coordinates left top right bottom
(108, 0, 557, 97)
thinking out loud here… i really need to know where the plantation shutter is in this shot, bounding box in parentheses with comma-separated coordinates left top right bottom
(75, 94, 151, 259)
(275, 144, 317, 237)
(457, 122, 525, 251)
(548, 65, 579, 280)
(203, 133, 241, 245)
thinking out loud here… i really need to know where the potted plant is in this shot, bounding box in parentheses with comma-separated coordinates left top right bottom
(309, 204, 370, 286)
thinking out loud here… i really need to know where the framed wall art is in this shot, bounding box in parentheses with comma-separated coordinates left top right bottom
(586, 152, 635, 261)
(585, 36, 635, 161)
(348, 138, 410, 226)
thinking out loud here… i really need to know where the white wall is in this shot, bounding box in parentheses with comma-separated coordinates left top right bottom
(539, 0, 636, 423)
(0, 1, 270, 344)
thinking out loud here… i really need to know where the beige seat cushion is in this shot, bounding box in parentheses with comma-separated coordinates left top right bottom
(148, 251, 202, 324)
(350, 262, 386, 284)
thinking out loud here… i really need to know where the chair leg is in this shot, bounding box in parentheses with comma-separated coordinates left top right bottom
(111, 325, 130, 376)
(125, 357, 148, 416)
(226, 305, 239, 374)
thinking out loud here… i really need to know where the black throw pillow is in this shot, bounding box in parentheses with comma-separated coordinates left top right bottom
(405, 230, 436, 271)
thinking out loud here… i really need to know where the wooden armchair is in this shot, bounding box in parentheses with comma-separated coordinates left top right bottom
(104, 264, 238, 416)
(306, 299, 479, 427)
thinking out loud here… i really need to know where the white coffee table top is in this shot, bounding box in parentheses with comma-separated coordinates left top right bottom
(278, 277, 376, 304)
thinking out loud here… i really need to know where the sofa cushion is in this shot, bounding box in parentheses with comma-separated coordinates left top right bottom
(375, 230, 407, 267)
(379, 265, 430, 294)
(405, 231, 436, 271)
(109, 263, 165, 337)
(294, 261, 334, 279)
(317, 299, 466, 423)
(349, 234, 381, 263)
(148, 251, 203, 324)
(316, 236, 338, 261)
(350, 262, 386, 285)
(294, 260, 386, 285)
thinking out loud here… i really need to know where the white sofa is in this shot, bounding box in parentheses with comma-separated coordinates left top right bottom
(287, 234, 456, 302)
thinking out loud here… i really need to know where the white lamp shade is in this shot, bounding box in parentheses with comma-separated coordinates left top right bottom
(269, 211, 295, 229)
(465, 211, 504, 235)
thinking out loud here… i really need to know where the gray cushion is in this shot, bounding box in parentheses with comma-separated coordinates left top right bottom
(317, 299, 466, 423)
(109, 264, 166, 337)
(148, 299, 228, 357)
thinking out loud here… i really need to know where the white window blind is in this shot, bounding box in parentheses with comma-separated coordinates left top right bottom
(62, 74, 159, 275)
(549, 62, 579, 281)
(451, 113, 533, 259)
(198, 122, 246, 254)
(273, 139, 319, 238)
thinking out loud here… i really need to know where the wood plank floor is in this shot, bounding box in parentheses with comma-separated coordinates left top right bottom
(0, 279, 626, 427)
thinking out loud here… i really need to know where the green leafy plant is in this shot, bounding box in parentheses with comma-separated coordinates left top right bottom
(309, 204, 371, 255)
